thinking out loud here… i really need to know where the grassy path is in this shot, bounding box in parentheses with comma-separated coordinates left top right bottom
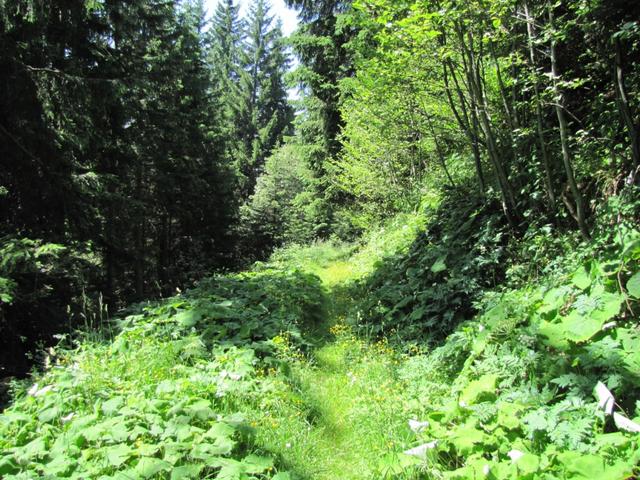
(249, 260, 418, 480)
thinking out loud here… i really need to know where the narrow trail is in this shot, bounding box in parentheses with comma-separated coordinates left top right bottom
(255, 268, 414, 480)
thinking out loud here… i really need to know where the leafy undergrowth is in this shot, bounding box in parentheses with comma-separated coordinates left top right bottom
(349, 188, 510, 343)
(2, 191, 640, 479)
(0, 269, 325, 479)
(383, 237, 640, 479)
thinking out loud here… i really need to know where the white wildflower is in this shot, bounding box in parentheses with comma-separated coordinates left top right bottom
(403, 441, 438, 458)
(507, 449, 525, 462)
(34, 385, 53, 397)
(228, 373, 242, 381)
(27, 383, 39, 396)
(478, 324, 485, 332)
(482, 464, 490, 476)
(61, 412, 75, 424)
(595, 381, 615, 415)
(613, 412, 640, 433)
(408, 419, 429, 433)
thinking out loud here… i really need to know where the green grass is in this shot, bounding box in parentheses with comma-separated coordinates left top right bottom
(270, 212, 425, 286)
(2, 205, 640, 479)
(236, 217, 433, 479)
(244, 327, 415, 480)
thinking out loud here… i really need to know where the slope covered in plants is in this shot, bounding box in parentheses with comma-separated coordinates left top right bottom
(2, 0, 640, 478)
(2, 186, 639, 479)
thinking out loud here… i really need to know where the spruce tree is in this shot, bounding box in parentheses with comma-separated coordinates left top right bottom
(236, 0, 293, 199)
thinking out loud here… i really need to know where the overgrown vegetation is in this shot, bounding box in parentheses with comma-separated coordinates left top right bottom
(2, 186, 640, 478)
(2, 0, 640, 478)
(0, 267, 324, 478)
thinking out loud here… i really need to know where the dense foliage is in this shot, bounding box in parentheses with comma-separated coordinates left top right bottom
(2, 0, 640, 478)
(333, 0, 640, 231)
(0, 0, 292, 376)
(0, 263, 324, 478)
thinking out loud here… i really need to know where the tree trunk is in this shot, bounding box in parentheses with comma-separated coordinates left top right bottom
(614, 37, 640, 182)
(425, 113, 456, 188)
(459, 25, 518, 226)
(549, 9, 590, 240)
(134, 159, 145, 299)
(524, 2, 556, 209)
(440, 25, 486, 193)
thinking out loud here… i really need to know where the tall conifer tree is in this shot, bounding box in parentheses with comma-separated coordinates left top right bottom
(235, 0, 293, 199)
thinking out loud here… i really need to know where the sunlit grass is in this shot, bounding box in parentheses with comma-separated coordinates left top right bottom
(269, 212, 425, 288)
(241, 213, 429, 479)
(245, 325, 418, 480)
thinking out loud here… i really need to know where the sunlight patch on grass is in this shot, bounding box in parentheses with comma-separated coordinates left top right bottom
(246, 326, 418, 480)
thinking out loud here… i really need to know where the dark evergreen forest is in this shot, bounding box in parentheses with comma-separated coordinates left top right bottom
(1, 0, 294, 376)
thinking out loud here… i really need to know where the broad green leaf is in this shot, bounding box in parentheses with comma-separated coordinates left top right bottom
(539, 290, 623, 348)
(572, 266, 591, 290)
(627, 272, 640, 298)
(213, 458, 244, 480)
(558, 452, 633, 479)
(562, 311, 604, 344)
(22, 437, 47, 459)
(430, 255, 447, 273)
(450, 424, 486, 455)
(135, 457, 171, 478)
(204, 422, 236, 443)
(105, 443, 133, 467)
(589, 292, 623, 323)
(44, 454, 76, 476)
(272, 473, 292, 480)
(185, 399, 215, 421)
(191, 440, 233, 460)
(131, 442, 157, 457)
(102, 396, 125, 416)
(539, 286, 571, 314)
(460, 374, 498, 405)
(512, 453, 539, 475)
(38, 406, 60, 423)
(107, 419, 132, 442)
(497, 402, 524, 430)
(174, 310, 202, 328)
(538, 320, 569, 349)
(170, 464, 204, 480)
(617, 328, 640, 375)
(595, 432, 630, 448)
(482, 303, 506, 328)
(242, 454, 273, 473)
